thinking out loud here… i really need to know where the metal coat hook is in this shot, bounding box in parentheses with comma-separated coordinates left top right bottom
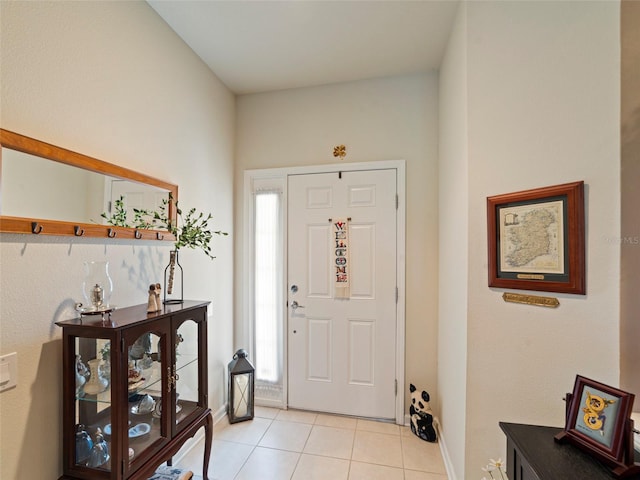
(74, 226, 85, 236)
(31, 222, 43, 234)
(156, 231, 164, 240)
(107, 228, 117, 238)
(134, 230, 143, 239)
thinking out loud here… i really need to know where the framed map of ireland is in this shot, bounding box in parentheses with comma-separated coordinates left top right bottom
(487, 181, 585, 294)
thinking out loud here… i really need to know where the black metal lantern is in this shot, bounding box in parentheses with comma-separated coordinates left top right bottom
(228, 349, 255, 424)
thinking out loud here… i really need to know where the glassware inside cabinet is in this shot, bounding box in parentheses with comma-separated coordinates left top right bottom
(175, 319, 200, 427)
(74, 337, 112, 472)
(126, 330, 167, 466)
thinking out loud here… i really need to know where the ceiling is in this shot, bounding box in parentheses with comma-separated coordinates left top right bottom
(147, 0, 460, 95)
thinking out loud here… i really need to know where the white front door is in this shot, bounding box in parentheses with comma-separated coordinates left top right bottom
(287, 169, 397, 419)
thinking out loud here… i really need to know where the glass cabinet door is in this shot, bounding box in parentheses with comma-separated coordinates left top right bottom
(73, 336, 113, 473)
(174, 317, 202, 430)
(124, 323, 170, 474)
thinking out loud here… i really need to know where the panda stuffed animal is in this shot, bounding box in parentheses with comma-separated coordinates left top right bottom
(409, 383, 437, 442)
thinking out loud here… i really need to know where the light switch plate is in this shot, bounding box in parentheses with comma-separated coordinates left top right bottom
(0, 352, 17, 392)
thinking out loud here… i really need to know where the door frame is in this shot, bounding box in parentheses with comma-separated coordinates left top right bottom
(243, 159, 406, 424)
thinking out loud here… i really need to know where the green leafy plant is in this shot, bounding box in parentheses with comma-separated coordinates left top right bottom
(132, 207, 160, 230)
(99, 193, 227, 258)
(156, 194, 228, 258)
(101, 196, 129, 227)
(99, 342, 111, 361)
(100, 197, 161, 229)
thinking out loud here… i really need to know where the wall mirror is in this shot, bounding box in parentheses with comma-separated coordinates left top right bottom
(0, 129, 177, 240)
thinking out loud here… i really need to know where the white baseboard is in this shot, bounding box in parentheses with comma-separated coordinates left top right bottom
(171, 430, 206, 466)
(172, 404, 228, 465)
(212, 403, 228, 425)
(403, 415, 457, 480)
(436, 422, 457, 480)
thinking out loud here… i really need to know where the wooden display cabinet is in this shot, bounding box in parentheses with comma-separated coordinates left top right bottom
(56, 301, 212, 480)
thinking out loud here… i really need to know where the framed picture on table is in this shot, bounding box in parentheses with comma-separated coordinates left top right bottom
(555, 375, 638, 475)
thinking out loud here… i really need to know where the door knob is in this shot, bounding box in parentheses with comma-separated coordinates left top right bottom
(291, 301, 305, 310)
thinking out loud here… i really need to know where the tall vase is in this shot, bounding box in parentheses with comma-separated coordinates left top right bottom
(163, 250, 183, 304)
(83, 358, 109, 395)
(82, 261, 113, 311)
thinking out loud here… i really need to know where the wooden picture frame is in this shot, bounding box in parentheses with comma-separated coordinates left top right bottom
(487, 181, 585, 294)
(555, 375, 638, 476)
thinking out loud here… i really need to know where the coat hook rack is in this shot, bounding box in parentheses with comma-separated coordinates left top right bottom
(328, 218, 352, 222)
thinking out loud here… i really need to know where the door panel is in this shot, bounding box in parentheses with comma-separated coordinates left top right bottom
(307, 186, 333, 208)
(308, 225, 332, 298)
(349, 224, 375, 298)
(348, 184, 377, 207)
(307, 317, 332, 381)
(348, 319, 375, 385)
(287, 169, 397, 418)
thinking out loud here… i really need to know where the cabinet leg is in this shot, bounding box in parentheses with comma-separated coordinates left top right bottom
(202, 412, 213, 480)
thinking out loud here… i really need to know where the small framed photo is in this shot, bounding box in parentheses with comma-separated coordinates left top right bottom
(560, 375, 635, 465)
(487, 181, 585, 294)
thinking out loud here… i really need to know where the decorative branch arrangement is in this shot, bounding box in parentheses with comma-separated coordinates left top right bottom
(154, 195, 228, 259)
(100, 194, 228, 257)
(101, 194, 227, 304)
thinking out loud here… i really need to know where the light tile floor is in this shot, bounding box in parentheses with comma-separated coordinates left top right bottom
(178, 407, 448, 480)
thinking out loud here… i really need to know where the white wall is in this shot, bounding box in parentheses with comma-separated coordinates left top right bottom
(437, 2, 621, 477)
(621, 0, 640, 399)
(437, 3, 468, 479)
(0, 2, 235, 478)
(235, 74, 440, 413)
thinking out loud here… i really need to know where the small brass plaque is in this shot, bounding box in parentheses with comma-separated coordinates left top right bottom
(516, 274, 545, 280)
(502, 292, 560, 308)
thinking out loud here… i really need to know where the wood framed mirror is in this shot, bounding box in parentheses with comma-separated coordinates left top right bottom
(0, 129, 177, 240)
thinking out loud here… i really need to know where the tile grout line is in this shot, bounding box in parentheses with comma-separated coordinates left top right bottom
(347, 421, 357, 479)
(287, 419, 314, 479)
(232, 417, 273, 480)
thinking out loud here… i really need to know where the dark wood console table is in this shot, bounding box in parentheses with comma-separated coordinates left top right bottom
(500, 423, 640, 480)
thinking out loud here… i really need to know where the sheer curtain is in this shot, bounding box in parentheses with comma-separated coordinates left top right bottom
(253, 189, 284, 405)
